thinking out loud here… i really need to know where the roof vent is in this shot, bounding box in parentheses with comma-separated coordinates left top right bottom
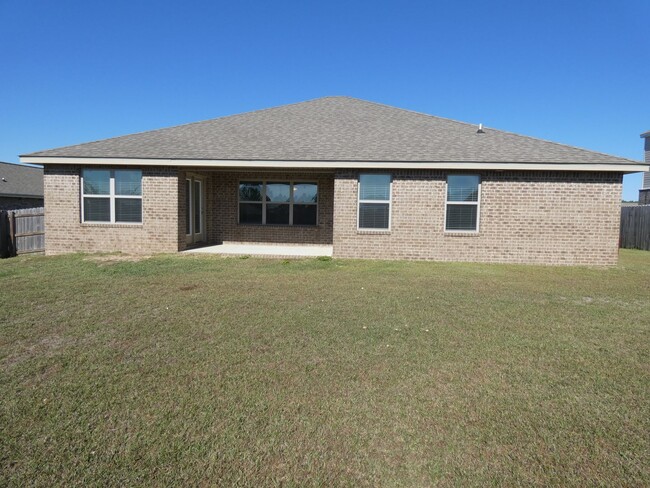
(477, 123, 485, 134)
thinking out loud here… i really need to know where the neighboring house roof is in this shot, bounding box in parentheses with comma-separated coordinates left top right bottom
(0, 161, 44, 198)
(20, 97, 647, 172)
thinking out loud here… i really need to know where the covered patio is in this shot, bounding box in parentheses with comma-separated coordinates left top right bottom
(180, 169, 335, 253)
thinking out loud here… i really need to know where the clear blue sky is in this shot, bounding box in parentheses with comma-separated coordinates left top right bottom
(1, 0, 648, 199)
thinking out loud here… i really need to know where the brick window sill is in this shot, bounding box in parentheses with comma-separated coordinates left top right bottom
(444, 232, 480, 237)
(357, 230, 391, 235)
(237, 223, 320, 229)
(81, 223, 144, 228)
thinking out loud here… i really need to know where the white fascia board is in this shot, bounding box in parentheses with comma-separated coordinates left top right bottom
(19, 156, 650, 173)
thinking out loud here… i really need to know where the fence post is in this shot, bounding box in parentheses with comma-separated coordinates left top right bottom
(8, 211, 16, 257)
(0, 211, 6, 258)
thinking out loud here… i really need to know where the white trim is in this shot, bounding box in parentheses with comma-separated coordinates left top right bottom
(357, 173, 392, 231)
(80, 169, 142, 224)
(237, 180, 318, 226)
(19, 156, 649, 173)
(444, 174, 481, 233)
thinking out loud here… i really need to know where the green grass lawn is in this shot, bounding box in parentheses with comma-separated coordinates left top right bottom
(1, 251, 649, 487)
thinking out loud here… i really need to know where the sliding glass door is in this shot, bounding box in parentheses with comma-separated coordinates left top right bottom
(185, 176, 205, 244)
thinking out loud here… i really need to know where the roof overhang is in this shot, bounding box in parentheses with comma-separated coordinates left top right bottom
(641, 131, 650, 138)
(19, 156, 649, 173)
(0, 193, 43, 199)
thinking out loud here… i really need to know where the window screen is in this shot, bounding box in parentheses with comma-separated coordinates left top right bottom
(358, 174, 391, 230)
(82, 169, 142, 224)
(445, 175, 480, 231)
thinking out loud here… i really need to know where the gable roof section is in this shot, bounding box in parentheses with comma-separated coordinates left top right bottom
(0, 161, 44, 198)
(20, 97, 647, 172)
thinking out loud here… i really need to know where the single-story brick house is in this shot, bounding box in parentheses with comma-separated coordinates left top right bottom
(20, 97, 648, 265)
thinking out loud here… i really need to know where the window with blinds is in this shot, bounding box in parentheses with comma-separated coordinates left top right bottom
(445, 175, 480, 232)
(81, 169, 142, 224)
(358, 174, 391, 230)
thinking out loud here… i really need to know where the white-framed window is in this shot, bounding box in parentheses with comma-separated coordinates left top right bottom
(238, 180, 318, 226)
(445, 174, 480, 232)
(358, 173, 391, 230)
(81, 169, 142, 224)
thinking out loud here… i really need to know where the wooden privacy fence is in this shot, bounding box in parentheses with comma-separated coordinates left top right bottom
(0, 207, 45, 258)
(620, 205, 650, 251)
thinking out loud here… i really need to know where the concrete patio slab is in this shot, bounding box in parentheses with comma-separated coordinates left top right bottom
(183, 243, 333, 258)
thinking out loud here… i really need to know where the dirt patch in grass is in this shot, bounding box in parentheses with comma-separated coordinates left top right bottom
(179, 284, 200, 291)
(83, 253, 152, 264)
(1, 334, 70, 369)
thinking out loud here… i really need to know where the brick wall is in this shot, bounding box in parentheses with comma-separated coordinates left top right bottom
(43, 165, 180, 255)
(195, 171, 334, 246)
(44, 165, 624, 265)
(333, 170, 623, 266)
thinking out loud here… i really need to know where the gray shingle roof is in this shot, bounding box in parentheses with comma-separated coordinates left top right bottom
(23, 96, 638, 164)
(0, 162, 44, 198)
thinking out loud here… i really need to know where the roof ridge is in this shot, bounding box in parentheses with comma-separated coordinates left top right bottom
(341, 97, 484, 129)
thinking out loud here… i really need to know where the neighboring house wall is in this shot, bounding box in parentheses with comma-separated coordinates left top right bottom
(642, 187, 650, 205)
(332, 170, 623, 265)
(43, 165, 180, 255)
(186, 171, 335, 246)
(640, 138, 650, 205)
(643, 190, 650, 205)
(0, 197, 43, 211)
